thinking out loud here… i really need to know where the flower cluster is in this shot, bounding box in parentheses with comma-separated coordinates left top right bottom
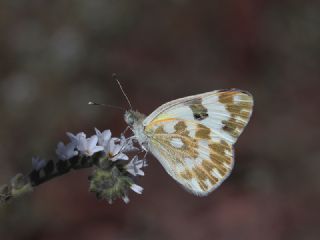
(56, 129, 139, 161)
(0, 127, 146, 205)
(55, 128, 146, 204)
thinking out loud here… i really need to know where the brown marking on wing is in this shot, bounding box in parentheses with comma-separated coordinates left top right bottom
(179, 138, 233, 192)
(193, 167, 209, 191)
(189, 98, 209, 120)
(180, 169, 193, 180)
(208, 140, 233, 176)
(147, 114, 237, 194)
(202, 160, 219, 184)
(174, 121, 188, 134)
(195, 124, 211, 140)
(152, 121, 199, 161)
(154, 125, 166, 134)
(218, 91, 253, 138)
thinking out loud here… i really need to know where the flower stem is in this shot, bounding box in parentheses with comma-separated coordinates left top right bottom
(0, 152, 102, 205)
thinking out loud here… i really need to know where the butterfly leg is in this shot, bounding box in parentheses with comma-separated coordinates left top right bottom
(142, 150, 148, 168)
(121, 126, 131, 136)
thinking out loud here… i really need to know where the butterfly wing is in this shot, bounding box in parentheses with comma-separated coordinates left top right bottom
(144, 89, 253, 195)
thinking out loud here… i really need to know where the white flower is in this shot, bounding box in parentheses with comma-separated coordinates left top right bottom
(56, 141, 78, 160)
(77, 135, 104, 156)
(130, 184, 143, 194)
(119, 134, 138, 153)
(66, 132, 104, 156)
(126, 156, 146, 176)
(32, 157, 47, 171)
(95, 128, 112, 152)
(94, 129, 131, 161)
(122, 195, 130, 204)
(67, 132, 86, 143)
(107, 138, 129, 161)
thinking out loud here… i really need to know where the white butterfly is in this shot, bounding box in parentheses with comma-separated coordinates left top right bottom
(124, 89, 253, 196)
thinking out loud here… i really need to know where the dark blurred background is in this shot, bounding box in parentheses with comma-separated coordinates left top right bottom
(0, 0, 319, 239)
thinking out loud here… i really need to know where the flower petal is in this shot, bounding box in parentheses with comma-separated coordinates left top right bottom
(122, 195, 130, 204)
(95, 128, 112, 147)
(56, 141, 78, 160)
(126, 156, 146, 176)
(92, 146, 104, 154)
(77, 136, 87, 152)
(67, 132, 86, 142)
(87, 135, 98, 150)
(130, 184, 143, 194)
(119, 135, 138, 152)
(111, 153, 129, 161)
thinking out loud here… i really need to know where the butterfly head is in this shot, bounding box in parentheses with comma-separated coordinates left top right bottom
(124, 110, 146, 127)
(124, 110, 148, 148)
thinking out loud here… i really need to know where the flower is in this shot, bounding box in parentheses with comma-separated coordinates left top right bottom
(107, 138, 129, 161)
(95, 128, 112, 152)
(119, 134, 138, 153)
(32, 157, 47, 171)
(67, 132, 86, 143)
(56, 141, 78, 160)
(77, 135, 104, 156)
(130, 183, 143, 194)
(66, 132, 104, 157)
(94, 128, 139, 162)
(126, 156, 146, 176)
(4, 127, 147, 205)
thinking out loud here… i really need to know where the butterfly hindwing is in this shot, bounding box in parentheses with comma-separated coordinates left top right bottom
(147, 120, 234, 195)
(143, 89, 253, 195)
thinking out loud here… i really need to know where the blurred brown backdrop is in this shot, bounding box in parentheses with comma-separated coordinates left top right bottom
(0, 0, 320, 239)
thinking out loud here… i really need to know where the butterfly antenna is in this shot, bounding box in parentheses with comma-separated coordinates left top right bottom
(113, 73, 133, 110)
(88, 101, 125, 111)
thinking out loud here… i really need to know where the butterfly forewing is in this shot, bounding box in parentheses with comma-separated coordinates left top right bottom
(144, 89, 253, 195)
(144, 89, 253, 144)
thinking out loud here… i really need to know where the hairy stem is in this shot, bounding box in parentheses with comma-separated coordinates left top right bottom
(0, 152, 102, 205)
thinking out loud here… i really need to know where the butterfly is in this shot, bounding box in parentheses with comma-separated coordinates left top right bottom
(124, 89, 253, 196)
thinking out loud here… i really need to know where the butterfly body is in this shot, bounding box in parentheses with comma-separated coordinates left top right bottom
(124, 110, 149, 150)
(124, 89, 253, 196)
